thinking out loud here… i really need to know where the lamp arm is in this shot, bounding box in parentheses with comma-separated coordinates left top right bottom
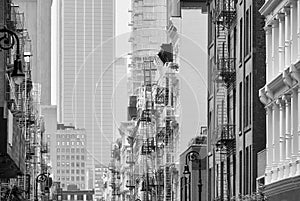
(0, 26, 20, 58)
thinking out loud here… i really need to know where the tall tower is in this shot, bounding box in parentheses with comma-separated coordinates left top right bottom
(56, 0, 116, 172)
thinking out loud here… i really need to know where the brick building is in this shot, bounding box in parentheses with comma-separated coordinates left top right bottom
(206, 0, 266, 200)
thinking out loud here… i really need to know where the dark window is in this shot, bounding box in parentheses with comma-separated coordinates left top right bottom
(77, 195, 83, 200)
(245, 147, 249, 194)
(240, 18, 243, 63)
(239, 151, 243, 194)
(239, 82, 242, 131)
(245, 9, 249, 56)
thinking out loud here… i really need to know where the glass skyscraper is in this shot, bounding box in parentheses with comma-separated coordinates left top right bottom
(56, 0, 115, 177)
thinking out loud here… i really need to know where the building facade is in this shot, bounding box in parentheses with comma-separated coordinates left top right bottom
(14, 0, 52, 105)
(128, 0, 168, 95)
(259, 0, 300, 200)
(56, 0, 116, 170)
(207, 0, 266, 200)
(50, 124, 87, 190)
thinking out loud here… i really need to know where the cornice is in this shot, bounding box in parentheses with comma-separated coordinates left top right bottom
(259, 0, 282, 16)
(265, 174, 300, 196)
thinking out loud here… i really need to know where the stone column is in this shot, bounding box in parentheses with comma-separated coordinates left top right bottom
(285, 7, 291, 68)
(266, 106, 273, 170)
(272, 19, 280, 76)
(273, 102, 280, 167)
(297, 0, 300, 60)
(265, 26, 272, 82)
(277, 98, 286, 164)
(283, 94, 292, 161)
(292, 88, 299, 161)
(278, 13, 285, 71)
(290, 1, 298, 63)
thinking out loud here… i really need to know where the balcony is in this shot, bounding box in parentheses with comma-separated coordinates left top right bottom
(216, 57, 236, 85)
(215, 124, 235, 148)
(215, 0, 236, 28)
(141, 137, 156, 155)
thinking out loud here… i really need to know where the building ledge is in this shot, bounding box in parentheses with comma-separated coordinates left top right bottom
(259, 0, 285, 16)
(265, 173, 300, 197)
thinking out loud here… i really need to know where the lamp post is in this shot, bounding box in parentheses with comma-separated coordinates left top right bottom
(0, 26, 25, 85)
(35, 173, 48, 201)
(182, 151, 201, 201)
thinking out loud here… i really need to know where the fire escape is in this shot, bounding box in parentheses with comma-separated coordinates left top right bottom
(213, 0, 236, 200)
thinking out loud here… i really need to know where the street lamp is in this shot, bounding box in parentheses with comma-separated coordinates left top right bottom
(35, 173, 49, 201)
(0, 26, 25, 85)
(182, 151, 202, 201)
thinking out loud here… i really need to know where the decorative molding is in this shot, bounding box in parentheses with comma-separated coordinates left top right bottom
(290, 64, 300, 82)
(259, 87, 268, 105)
(283, 68, 293, 87)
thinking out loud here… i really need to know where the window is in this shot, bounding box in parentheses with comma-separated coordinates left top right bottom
(76, 156, 80, 160)
(81, 156, 85, 160)
(76, 170, 80, 174)
(66, 169, 69, 174)
(244, 74, 251, 127)
(62, 148, 65, 153)
(76, 176, 80, 181)
(57, 148, 60, 152)
(71, 163, 75, 167)
(62, 141, 65, 146)
(61, 170, 65, 174)
(71, 176, 74, 181)
(71, 156, 75, 160)
(67, 134, 70, 138)
(66, 155, 70, 160)
(66, 177, 70, 181)
(81, 141, 85, 145)
(71, 148, 75, 153)
(71, 141, 75, 146)
(76, 163, 80, 167)
(81, 163, 85, 167)
(239, 82, 243, 131)
(81, 170, 85, 174)
(71, 170, 75, 174)
(67, 142, 70, 146)
(245, 147, 249, 194)
(77, 142, 80, 146)
(81, 135, 84, 138)
(239, 151, 243, 194)
(57, 162, 60, 167)
(245, 9, 249, 56)
(57, 142, 60, 146)
(57, 155, 60, 160)
(61, 155, 65, 160)
(57, 170, 60, 174)
(76, 148, 80, 153)
(62, 162, 65, 167)
(239, 18, 243, 63)
(66, 162, 70, 167)
(81, 148, 85, 153)
(81, 176, 84, 181)
(66, 148, 70, 153)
